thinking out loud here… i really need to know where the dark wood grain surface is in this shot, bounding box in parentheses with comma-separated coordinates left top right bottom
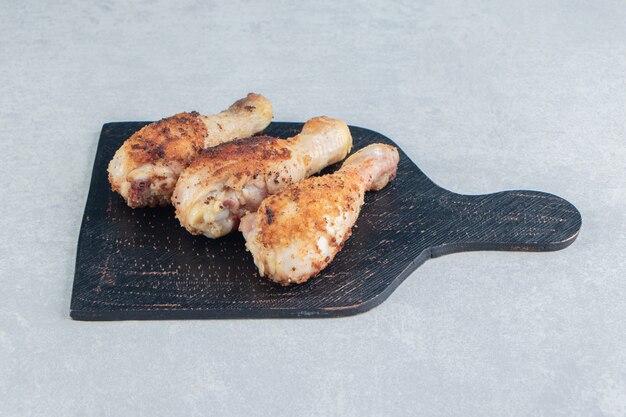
(70, 122, 582, 320)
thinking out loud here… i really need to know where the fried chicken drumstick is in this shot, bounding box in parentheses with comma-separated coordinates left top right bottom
(239, 143, 399, 285)
(172, 116, 353, 238)
(108, 93, 272, 208)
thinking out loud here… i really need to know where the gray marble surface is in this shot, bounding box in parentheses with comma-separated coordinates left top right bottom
(1, 1, 625, 416)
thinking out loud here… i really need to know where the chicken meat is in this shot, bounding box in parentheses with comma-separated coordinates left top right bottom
(239, 143, 399, 285)
(108, 93, 272, 208)
(172, 116, 353, 238)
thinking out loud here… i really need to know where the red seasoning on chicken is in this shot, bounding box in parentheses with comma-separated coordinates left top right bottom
(108, 93, 272, 208)
(172, 116, 353, 238)
(239, 143, 399, 285)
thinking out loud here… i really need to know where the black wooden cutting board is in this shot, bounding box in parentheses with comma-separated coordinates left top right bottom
(70, 122, 581, 320)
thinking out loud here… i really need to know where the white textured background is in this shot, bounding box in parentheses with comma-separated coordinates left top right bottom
(1, 1, 625, 416)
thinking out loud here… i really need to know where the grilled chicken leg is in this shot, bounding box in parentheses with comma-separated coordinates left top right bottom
(239, 143, 399, 285)
(108, 93, 272, 208)
(173, 117, 352, 238)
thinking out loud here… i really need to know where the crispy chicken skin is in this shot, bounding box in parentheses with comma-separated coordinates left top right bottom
(239, 144, 399, 285)
(107, 93, 272, 208)
(172, 116, 352, 238)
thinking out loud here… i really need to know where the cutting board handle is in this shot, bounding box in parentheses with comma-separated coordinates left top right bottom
(428, 189, 581, 257)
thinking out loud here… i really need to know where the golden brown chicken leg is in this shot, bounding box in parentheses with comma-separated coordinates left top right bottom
(172, 116, 353, 238)
(108, 93, 272, 208)
(239, 143, 399, 285)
